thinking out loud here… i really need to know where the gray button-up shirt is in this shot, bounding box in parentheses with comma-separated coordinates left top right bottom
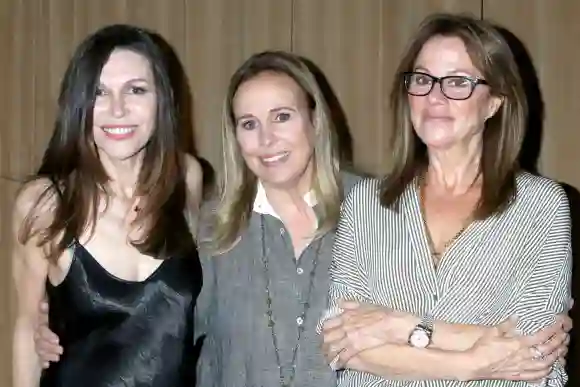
(195, 172, 361, 387)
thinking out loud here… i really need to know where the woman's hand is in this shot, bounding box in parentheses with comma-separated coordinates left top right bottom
(467, 316, 568, 381)
(321, 299, 414, 368)
(34, 301, 63, 369)
(555, 313, 572, 367)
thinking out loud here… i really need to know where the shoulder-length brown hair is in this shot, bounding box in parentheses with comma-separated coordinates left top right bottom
(210, 50, 342, 254)
(381, 13, 528, 219)
(18, 24, 195, 263)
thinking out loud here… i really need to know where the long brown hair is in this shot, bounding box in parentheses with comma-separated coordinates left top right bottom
(210, 50, 342, 254)
(381, 13, 527, 219)
(18, 24, 195, 262)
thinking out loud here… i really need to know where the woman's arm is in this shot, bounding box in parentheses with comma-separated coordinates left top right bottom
(193, 199, 220, 387)
(332, 189, 571, 385)
(193, 254, 218, 387)
(12, 181, 54, 387)
(340, 321, 562, 382)
(184, 154, 204, 238)
(329, 298, 570, 352)
(318, 184, 477, 381)
(500, 193, 572, 386)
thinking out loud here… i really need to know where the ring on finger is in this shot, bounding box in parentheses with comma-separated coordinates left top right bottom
(329, 348, 346, 371)
(531, 345, 545, 361)
(329, 353, 341, 371)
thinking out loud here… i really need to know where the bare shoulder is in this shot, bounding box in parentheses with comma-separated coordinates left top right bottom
(182, 154, 204, 236)
(183, 154, 203, 197)
(13, 177, 57, 231)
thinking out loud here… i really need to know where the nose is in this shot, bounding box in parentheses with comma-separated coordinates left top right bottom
(426, 82, 447, 105)
(258, 125, 275, 147)
(109, 94, 128, 118)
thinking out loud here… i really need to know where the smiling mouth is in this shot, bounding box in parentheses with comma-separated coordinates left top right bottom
(260, 152, 290, 164)
(101, 126, 137, 139)
(102, 126, 136, 134)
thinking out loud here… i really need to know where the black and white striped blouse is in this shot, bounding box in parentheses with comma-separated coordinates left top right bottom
(323, 171, 572, 387)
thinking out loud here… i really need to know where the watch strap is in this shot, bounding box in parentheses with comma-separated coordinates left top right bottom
(419, 314, 434, 332)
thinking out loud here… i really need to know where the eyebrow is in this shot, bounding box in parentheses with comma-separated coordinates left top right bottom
(98, 77, 151, 86)
(413, 66, 478, 76)
(270, 106, 296, 113)
(126, 77, 151, 83)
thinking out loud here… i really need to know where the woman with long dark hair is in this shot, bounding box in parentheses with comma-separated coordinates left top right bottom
(12, 24, 203, 387)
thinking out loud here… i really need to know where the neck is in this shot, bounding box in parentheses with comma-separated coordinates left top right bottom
(99, 152, 143, 199)
(426, 141, 482, 195)
(261, 167, 314, 220)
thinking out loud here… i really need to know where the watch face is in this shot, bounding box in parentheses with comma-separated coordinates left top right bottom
(410, 329, 430, 348)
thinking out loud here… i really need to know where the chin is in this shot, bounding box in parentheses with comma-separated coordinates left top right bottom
(256, 169, 305, 189)
(424, 140, 458, 151)
(260, 175, 298, 188)
(419, 130, 457, 149)
(97, 146, 146, 161)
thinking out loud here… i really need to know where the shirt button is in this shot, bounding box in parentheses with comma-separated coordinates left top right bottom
(280, 228, 285, 235)
(296, 267, 304, 275)
(296, 317, 304, 326)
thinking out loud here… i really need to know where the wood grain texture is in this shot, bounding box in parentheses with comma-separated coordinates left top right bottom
(484, 0, 580, 190)
(184, 0, 292, 170)
(292, 0, 384, 174)
(292, 0, 481, 175)
(2, 2, 579, 385)
(0, 0, 15, 383)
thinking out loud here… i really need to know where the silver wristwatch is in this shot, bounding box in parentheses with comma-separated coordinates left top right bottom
(408, 314, 434, 348)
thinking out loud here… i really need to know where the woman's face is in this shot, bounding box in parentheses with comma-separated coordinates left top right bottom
(92, 49, 157, 162)
(233, 72, 316, 192)
(408, 35, 502, 151)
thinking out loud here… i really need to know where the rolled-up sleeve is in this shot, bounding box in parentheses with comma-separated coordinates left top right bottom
(513, 194, 572, 387)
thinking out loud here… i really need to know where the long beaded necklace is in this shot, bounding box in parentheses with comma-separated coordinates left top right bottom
(259, 214, 322, 387)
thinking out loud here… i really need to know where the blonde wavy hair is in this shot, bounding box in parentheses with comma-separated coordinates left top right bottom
(210, 50, 342, 254)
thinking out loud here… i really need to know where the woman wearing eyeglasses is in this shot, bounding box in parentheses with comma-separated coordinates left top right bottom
(320, 13, 572, 387)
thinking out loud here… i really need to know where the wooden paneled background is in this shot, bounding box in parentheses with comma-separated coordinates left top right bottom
(1, 0, 579, 384)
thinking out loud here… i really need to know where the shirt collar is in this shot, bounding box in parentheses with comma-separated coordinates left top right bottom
(253, 181, 317, 219)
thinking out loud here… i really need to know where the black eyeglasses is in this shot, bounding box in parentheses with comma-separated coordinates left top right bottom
(403, 71, 488, 100)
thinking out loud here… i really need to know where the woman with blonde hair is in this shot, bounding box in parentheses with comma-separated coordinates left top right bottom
(320, 12, 572, 386)
(193, 50, 362, 387)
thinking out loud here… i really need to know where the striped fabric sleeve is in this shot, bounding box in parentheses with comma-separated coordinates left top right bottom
(513, 194, 572, 387)
(317, 184, 371, 333)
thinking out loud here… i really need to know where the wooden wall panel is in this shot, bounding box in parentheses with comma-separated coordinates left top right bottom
(242, 0, 293, 55)
(184, 0, 292, 171)
(483, 0, 580, 190)
(0, 0, 14, 383)
(292, 0, 481, 176)
(292, 0, 384, 174)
